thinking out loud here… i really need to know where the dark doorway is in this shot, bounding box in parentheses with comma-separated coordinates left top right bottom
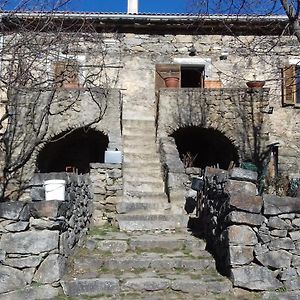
(181, 66, 204, 88)
(171, 126, 239, 169)
(37, 128, 108, 174)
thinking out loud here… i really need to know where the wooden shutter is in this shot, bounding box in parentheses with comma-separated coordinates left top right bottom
(54, 60, 80, 88)
(282, 65, 296, 105)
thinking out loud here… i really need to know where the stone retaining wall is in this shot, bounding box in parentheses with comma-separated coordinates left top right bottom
(0, 173, 92, 298)
(200, 167, 300, 291)
(90, 163, 122, 225)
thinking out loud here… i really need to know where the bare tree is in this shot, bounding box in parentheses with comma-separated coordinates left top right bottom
(0, 0, 119, 201)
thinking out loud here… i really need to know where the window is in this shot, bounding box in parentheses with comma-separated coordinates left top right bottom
(282, 65, 300, 106)
(54, 59, 80, 89)
(155, 63, 221, 90)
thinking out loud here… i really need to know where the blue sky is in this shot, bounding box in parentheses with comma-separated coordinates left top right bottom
(3, 0, 193, 13)
(65, 0, 192, 14)
(3, 0, 285, 15)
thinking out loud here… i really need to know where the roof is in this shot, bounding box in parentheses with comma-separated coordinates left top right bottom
(0, 11, 290, 35)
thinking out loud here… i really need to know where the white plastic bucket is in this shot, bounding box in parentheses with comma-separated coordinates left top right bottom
(44, 179, 66, 201)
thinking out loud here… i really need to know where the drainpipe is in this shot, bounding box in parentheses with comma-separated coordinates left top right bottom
(127, 0, 138, 14)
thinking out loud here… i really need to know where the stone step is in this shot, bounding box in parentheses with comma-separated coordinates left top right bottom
(123, 119, 155, 127)
(61, 227, 235, 299)
(123, 134, 156, 144)
(123, 190, 168, 200)
(122, 108, 155, 120)
(116, 201, 171, 214)
(116, 214, 188, 231)
(123, 161, 162, 170)
(123, 127, 156, 136)
(61, 275, 232, 298)
(124, 180, 165, 193)
(73, 255, 215, 273)
(86, 232, 207, 253)
(123, 172, 163, 182)
(123, 145, 158, 155)
(123, 136, 158, 148)
(124, 152, 160, 163)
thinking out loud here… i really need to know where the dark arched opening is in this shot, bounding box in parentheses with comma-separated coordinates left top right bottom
(171, 126, 239, 170)
(37, 128, 109, 174)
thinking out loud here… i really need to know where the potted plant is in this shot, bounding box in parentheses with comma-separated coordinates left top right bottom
(246, 75, 265, 88)
(164, 72, 179, 88)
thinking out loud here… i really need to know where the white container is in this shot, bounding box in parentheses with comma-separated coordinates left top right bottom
(104, 150, 122, 164)
(44, 179, 66, 201)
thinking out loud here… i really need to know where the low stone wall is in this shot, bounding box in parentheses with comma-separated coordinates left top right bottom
(200, 167, 300, 291)
(0, 173, 93, 298)
(90, 163, 122, 225)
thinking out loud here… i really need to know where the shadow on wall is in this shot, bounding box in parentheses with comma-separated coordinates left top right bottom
(170, 126, 239, 169)
(36, 127, 109, 174)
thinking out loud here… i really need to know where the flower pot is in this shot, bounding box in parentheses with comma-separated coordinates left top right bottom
(204, 80, 222, 89)
(164, 76, 179, 88)
(246, 81, 265, 88)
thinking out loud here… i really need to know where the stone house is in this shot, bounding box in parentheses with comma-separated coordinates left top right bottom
(0, 2, 300, 228)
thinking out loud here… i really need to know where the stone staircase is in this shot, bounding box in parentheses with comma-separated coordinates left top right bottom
(116, 118, 187, 231)
(60, 226, 236, 299)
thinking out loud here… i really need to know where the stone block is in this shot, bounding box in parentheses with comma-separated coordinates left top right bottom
(256, 250, 292, 269)
(229, 194, 262, 214)
(0, 202, 28, 220)
(292, 218, 300, 227)
(107, 169, 122, 179)
(4, 221, 29, 232)
(270, 229, 288, 238)
(30, 187, 45, 201)
(269, 238, 295, 251)
(268, 216, 293, 230)
(292, 255, 300, 267)
(280, 267, 298, 281)
(227, 225, 258, 246)
(226, 179, 257, 196)
(254, 243, 269, 256)
(0, 249, 5, 262)
(0, 284, 59, 300)
(29, 201, 68, 218)
(61, 278, 120, 296)
(96, 240, 128, 253)
(171, 279, 232, 294)
(0, 230, 59, 254)
(228, 245, 254, 265)
(29, 218, 61, 230)
(4, 255, 43, 268)
(225, 211, 266, 226)
(123, 278, 170, 291)
(284, 278, 300, 290)
(263, 195, 300, 216)
(231, 266, 283, 291)
(0, 265, 27, 294)
(289, 231, 300, 241)
(229, 167, 258, 182)
(33, 254, 65, 284)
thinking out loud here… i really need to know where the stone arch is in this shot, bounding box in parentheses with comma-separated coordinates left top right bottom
(170, 126, 239, 170)
(36, 127, 109, 174)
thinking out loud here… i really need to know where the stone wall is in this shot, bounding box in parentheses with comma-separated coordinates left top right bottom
(199, 167, 300, 291)
(90, 163, 122, 225)
(0, 173, 92, 298)
(158, 88, 270, 163)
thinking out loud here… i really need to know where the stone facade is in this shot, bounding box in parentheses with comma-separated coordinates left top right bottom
(1, 16, 300, 196)
(0, 173, 92, 298)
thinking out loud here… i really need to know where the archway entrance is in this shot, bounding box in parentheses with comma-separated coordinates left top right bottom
(37, 128, 109, 174)
(171, 126, 239, 170)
